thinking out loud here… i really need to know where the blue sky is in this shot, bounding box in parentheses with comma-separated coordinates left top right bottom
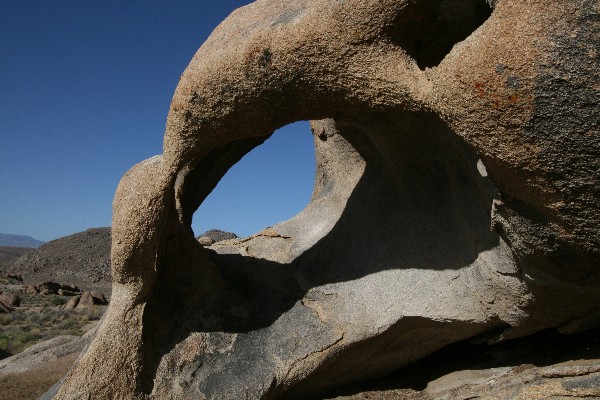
(0, 1, 316, 242)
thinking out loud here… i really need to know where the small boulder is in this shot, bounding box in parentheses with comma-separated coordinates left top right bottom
(64, 296, 81, 310)
(23, 285, 39, 294)
(0, 303, 12, 313)
(90, 291, 108, 305)
(197, 229, 238, 243)
(76, 292, 95, 309)
(197, 236, 214, 246)
(0, 291, 20, 307)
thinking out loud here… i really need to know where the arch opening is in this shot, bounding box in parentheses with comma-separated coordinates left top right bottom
(390, 0, 493, 69)
(191, 121, 316, 240)
(142, 111, 510, 397)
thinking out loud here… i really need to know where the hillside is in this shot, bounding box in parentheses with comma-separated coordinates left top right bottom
(0, 247, 33, 270)
(6, 228, 111, 285)
(0, 234, 44, 248)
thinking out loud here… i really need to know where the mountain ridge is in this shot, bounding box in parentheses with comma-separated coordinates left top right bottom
(0, 233, 44, 248)
(6, 227, 111, 285)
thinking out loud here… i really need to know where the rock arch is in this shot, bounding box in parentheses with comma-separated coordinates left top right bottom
(51, 1, 599, 399)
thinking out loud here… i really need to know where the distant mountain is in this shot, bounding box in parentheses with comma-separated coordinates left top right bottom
(0, 233, 44, 248)
(6, 228, 111, 285)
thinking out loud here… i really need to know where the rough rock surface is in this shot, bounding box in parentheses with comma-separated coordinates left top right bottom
(89, 291, 108, 305)
(7, 228, 111, 285)
(0, 291, 20, 307)
(51, 1, 599, 399)
(424, 361, 600, 400)
(197, 229, 238, 243)
(63, 296, 80, 310)
(320, 326, 600, 399)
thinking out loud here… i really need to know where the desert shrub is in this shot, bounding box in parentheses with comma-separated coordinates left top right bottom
(26, 313, 41, 324)
(0, 334, 8, 350)
(57, 318, 78, 332)
(0, 314, 12, 325)
(10, 331, 40, 353)
(14, 331, 38, 343)
(50, 296, 67, 306)
(10, 311, 26, 321)
(41, 308, 65, 324)
(82, 306, 105, 322)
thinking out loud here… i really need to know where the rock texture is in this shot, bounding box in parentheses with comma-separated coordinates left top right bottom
(197, 229, 238, 243)
(320, 326, 600, 399)
(0, 291, 20, 307)
(425, 361, 600, 400)
(7, 228, 111, 285)
(51, 0, 599, 399)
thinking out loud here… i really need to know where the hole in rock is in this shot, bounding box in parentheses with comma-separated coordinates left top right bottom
(141, 113, 505, 395)
(191, 121, 316, 239)
(390, 0, 493, 69)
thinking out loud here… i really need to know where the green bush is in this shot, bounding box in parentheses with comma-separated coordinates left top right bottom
(25, 313, 41, 324)
(10, 312, 26, 321)
(10, 331, 42, 353)
(0, 334, 8, 350)
(50, 296, 67, 306)
(84, 306, 105, 321)
(14, 331, 38, 343)
(57, 318, 78, 331)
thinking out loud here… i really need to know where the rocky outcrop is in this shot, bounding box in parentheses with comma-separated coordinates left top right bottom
(0, 336, 85, 379)
(425, 361, 600, 400)
(63, 296, 80, 310)
(28, 282, 81, 296)
(59, 291, 108, 310)
(197, 229, 238, 245)
(75, 293, 94, 310)
(51, 1, 599, 399)
(0, 329, 99, 399)
(7, 228, 111, 285)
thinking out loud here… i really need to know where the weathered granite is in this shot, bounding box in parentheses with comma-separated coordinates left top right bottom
(50, 0, 599, 399)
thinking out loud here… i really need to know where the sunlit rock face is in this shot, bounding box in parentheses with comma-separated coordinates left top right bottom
(50, 0, 599, 399)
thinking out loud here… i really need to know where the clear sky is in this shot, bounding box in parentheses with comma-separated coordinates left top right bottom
(0, 1, 316, 242)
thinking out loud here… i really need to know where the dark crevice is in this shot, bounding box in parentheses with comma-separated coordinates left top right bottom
(316, 326, 600, 399)
(390, 0, 492, 69)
